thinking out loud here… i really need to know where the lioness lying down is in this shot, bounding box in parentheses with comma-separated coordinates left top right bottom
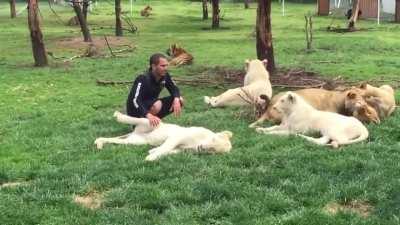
(359, 83, 396, 119)
(94, 112, 233, 161)
(250, 88, 380, 127)
(204, 59, 272, 107)
(256, 92, 369, 148)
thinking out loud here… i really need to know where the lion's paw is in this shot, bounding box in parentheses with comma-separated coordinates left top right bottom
(94, 138, 105, 149)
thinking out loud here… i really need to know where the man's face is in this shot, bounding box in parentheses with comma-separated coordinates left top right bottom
(152, 58, 169, 77)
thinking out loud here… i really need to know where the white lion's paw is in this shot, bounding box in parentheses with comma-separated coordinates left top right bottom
(94, 138, 104, 149)
(145, 153, 159, 161)
(204, 96, 211, 105)
(113, 111, 122, 118)
(255, 127, 266, 134)
(249, 122, 259, 128)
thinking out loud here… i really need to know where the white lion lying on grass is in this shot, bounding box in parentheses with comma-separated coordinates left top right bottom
(204, 59, 272, 107)
(94, 111, 233, 161)
(256, 92, 369, 148)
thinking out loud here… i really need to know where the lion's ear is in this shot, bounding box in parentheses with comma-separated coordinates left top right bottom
(262, 59, 268, 67)
(221, 131, 233, 139)
(244, 59, 250, 70)
(359, 83, 367, 89)
(287, 92, 296, 103)
(347, 91, 356, 99)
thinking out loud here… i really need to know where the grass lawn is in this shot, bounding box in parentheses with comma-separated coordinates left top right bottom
(1, 1, 400, 224)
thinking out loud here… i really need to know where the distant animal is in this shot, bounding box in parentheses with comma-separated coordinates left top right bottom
(166, 44, 194, 66)
(250, 88, 380, 128)
(255, 92, 369, 148)
(204, 59, 272, 108)
(359, 83, 396, 119)
(140, 5, 152, 17)
(346, 9, 362, 19)
(67, 16, 79, 26)
(94, 111, 233, 161)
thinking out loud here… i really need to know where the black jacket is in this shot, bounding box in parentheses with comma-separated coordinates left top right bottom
(126, 71, 180, 117)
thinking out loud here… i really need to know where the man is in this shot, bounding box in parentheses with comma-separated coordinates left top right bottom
(126, 53, 183, 127)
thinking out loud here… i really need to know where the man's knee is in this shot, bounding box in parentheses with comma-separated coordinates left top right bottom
(149, 100, 162, 115)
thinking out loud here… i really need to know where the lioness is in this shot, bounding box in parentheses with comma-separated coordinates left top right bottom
(204, 59, 272, 107)
(250, 88, 380, 127)
(256, 92, 369, 148)
(94, 112, 233, 161)
(140, 5, 152, 17)
(359, 83, 396, 119)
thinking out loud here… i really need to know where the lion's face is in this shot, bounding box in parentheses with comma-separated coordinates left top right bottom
(272, 92, 297, 114)
(345, 89, 380, 124)
(202, 131, 233, 153)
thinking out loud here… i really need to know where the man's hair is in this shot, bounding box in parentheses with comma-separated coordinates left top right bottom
(149, 53, 167, 70)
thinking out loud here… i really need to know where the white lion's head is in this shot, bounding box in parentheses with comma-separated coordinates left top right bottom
(201, 131, 233, 153)
(272, 91, 299, 114)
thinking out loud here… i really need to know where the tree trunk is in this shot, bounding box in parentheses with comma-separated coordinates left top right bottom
(115, 0, 123, 36)
(82, 0, 89, 21)
(211, 0, 219, 29)
(202, 0, 208, 20)
(244, 0, 250, 9)
(256, 0, 275, 73)
(27, 0, 48, 66)
(396, 0, 400, 23)
(72, 0, 92, 42)
(10, 0, 16, 18)
(348, 0, 360, 31)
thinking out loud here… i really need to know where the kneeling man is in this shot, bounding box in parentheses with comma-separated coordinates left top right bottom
(127, 53, 183, 127)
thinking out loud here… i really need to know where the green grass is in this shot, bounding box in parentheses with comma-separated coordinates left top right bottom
(1, 1, 400, 224)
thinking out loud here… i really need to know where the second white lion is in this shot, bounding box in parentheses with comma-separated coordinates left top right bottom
(204, 59, 272, 107)
(256, 92, 369, 148)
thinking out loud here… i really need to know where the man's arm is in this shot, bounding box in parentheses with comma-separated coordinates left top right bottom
(129, 76, 149, 117)
(165, 73, 180, 98)
(165, 74, 183, 116)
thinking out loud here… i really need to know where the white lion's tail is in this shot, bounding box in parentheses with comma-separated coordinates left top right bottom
(334, 126, 369, 146)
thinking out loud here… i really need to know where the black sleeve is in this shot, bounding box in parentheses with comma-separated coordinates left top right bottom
(129, 76, 148, 117)
(165, 73, 180, 98)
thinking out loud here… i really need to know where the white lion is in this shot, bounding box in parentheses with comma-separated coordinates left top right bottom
(204, 59, 272, 107)
(94, 112, 233, 161)
(255, 92, 369, 148)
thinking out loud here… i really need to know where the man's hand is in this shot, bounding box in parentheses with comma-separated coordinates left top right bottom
(170, 97, 183, 117)
(146, 113, 161, 127)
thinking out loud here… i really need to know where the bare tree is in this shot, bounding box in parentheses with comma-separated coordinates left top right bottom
(396, 0, 400, 23)
(256, 0, 275, 73)
(348, 0, 360, 31)
(27, 0, 48, 66)
(82, 0, 89, 21)
(115, 0, 123, 36)
(72, 0, 92, 42)
(202, 0, 208, 20)
(10, 0, 16, 18)
(211, 0, 219, 28)
(244, 0, 250, 9)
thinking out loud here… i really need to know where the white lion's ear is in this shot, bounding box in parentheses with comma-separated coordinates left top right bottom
(262, 59, 268, 67)
(287, 92, 296, 103)
(222, 131, 233, 139)
(245, 59, 250, 71)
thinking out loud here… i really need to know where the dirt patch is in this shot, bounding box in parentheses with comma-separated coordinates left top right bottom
(324, 200, 373, 218)
(54, 36, 134, 53)
(185, 66, 342, 90)
(74, 192, 103, 210)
